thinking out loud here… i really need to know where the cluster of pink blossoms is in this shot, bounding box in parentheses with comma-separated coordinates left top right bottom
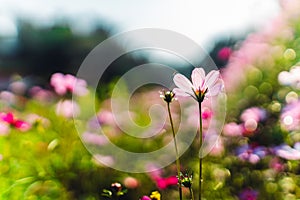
(50, 73, 88, 96)
(50, 73, 88, 118)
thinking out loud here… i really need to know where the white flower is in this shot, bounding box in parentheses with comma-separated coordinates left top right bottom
(173, 68, 223, 102)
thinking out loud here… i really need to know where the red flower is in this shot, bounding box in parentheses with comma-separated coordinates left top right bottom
(0, 112, 31, 131)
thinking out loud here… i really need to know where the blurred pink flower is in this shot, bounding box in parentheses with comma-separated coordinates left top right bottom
(269, 157, 285, 172)
(209, 137, 224, 156)
(98, 110, 116, 126)
(0, 112, 31, 132)
(280, 100, 300, 131)
(274, 143, 300, 160)
(237, 145, 267, 164)
(239, 107, 266, 136)
(240, 107, 266, 123)
(155, 176, 178, 190)
(202, 107, 213, 119)
(217, 47, 232, 61)
(173, 68, 222, 102)
(55, 100, 80, 118)
(29, 86, 54, 103)
(82, 132, 108, 146)
(146, 164, 178, 189)
(223, 122, 243, 137)
(26, 114, 50, 128)
(93, 154, 115, 167)
(8, 80, 27, 95)
(146, 164, 162, 179)
(239, 188, 258, 200)
(186, 106, 212, 130)
(140, 196, 151, 200)
(0, 121, 10, 135)
(278, 66, 300, 89)
(50, 73, 88, 96)
(0, 91, 16, 105)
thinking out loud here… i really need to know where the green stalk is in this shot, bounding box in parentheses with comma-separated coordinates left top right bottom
(198, 102, 203, 200)
(167, 102, 182, 200)
(190, 186, 195, 200)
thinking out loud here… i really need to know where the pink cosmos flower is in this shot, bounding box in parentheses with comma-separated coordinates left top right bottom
(173, 68, 223, 102)
(50, 73, 88, 96)
(0, 112, 31, 132)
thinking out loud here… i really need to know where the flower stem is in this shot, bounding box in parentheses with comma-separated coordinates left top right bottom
(190, 187, 195, 200)
(167, 102, 182, 200)
(198, 102, 203, 200)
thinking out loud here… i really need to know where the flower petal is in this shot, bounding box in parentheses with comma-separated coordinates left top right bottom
(173, 88, 191, 97)
(191, 68, 205, 89)
(207, 80, 223, 96)
(173, 73, 194, 94)
(205, 70, 220, 89)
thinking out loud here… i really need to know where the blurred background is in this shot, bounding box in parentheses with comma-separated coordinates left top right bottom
(0, 0, 280, 86)
(3, 1, 300, 200)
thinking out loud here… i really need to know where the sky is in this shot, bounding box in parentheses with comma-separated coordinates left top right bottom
(0, 0, 280, 49)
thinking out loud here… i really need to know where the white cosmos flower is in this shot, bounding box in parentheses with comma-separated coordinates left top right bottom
(173, 68, 223, 102)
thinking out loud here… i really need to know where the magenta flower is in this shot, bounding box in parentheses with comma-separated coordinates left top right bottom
(217, 47, 232, 61)
(155, 176, 178, 189)
(50, 73, 88, 96)
(0, 112, 31, 132)
(173, 68, 222, 102)
(147, 165, 178, 189)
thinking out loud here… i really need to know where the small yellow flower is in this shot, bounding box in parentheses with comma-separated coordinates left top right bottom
(150, 191, 161, 200)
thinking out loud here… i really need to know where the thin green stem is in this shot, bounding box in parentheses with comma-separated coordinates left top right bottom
(167, 102, 182, 200)
(190, 187, 195, 200)
(198, 102, 203, 200)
